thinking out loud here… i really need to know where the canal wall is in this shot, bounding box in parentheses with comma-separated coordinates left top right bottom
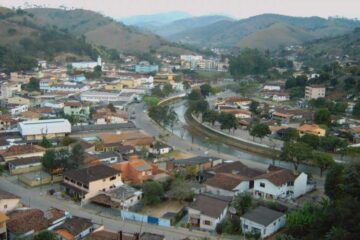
(184, 110, 280, 158)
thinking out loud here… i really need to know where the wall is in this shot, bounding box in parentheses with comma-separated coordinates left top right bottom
(293, 172, 308, 198)
(185, 111, 279, 158)
(9, 163, 42, 175)
(0, 198, 20, 213)
(205, 185, 235, 197)
(121, 210, 171, 227)
(86, 174, 122, 200)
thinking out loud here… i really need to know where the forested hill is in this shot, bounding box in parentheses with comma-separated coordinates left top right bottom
(301, 27, 360, 64)
(25, 8, 195, 56)
(0, 7, 100, 72)
(166, 14, 360, 50)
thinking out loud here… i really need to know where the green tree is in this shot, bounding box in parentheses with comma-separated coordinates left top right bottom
(107, 103, 116, 112)
(188, 89, 203, 101)
(282, 128, 299, 142)
(287, 202, 321, 236)
(143, 96, 160, 106)
(163, 83, 173, 96)
(22, 77, 40, 92)
(142, 181, 164, 205)
(168, 179, 194, 202)
(71, 143, 85, 167)
(232, 193, 253, 215)
(324, 163, 344, 200)
(41, 150, 57, 172)
(200, 84, 212, 97)
(229, 49, 271, 78)
(249, 101, 260, 114)
(202, 110, 219, 126)
(314, 108, 331, 125)
(300, 134, 320, 150)
(190, 100, 209, 116)
(40, 137, 52, 148)
(61, 136, 77, 146)
(33, 231, 57, 240)
(353, 102, 360, 117)
(312, 151, 335, 176)
(218, 112, 238, 132)
(320, 136, 348, 152)
(281, 141, 312, 171)
(249, 123, 271, 142)
(183, 81, 191, 91)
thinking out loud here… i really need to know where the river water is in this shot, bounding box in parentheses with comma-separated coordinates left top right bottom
(168, 100, 319, 174)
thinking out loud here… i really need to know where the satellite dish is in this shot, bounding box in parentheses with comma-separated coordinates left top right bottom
(229, 206, 237, 215)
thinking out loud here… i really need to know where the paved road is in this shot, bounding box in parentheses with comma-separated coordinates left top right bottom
(129, 102, 268, 171)
(0, 177, 217, 240)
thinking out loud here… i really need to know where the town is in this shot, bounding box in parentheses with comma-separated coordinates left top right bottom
(0, 2, 360, 240)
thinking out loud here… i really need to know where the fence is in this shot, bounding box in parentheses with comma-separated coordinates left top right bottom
(120, 210, 171, 227)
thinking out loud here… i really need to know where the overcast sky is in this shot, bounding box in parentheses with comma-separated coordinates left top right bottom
(1, 0, 359, 19)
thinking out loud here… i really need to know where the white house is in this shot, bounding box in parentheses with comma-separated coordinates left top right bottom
(187, 194, 230, 231)
(18, 119, 71, 141)
(8, 104, 28, 116)
(263, 85, 281, 91)
(71, 56, 102, 70)
(205, 173, 250, 197)
(40, 83, 89, 93)
(81, 91, 121, 103)
(272, 93, 290, 102)
(241, 206, 286, 238)
(253, 166, 308, 200)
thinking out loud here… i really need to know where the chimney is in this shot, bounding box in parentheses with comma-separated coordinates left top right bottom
(118, 231, 123, 240)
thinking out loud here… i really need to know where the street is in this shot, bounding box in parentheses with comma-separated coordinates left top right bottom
(0, 176, 217, 240)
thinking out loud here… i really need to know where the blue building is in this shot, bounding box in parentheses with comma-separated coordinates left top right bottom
(69, 74, 87, 82)
(135, 61, 159, 74)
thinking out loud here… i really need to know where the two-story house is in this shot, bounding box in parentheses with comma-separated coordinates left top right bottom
(253, 166, 308, 200)
(63, 164, 122, 201)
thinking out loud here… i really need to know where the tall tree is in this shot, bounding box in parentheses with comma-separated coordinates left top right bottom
(249, 123, 271, 142)
(314, 108, 331, 125)
(142, 181, 164, 205)
(232, 193, 253, 215)
(312, 151, 335, 176)
(202, 110, 219, 126)
(71, 143, 85, 167)
(200, 84, 212, 97)
(218, 112, 238, 132)
(281, 141, 312, 171)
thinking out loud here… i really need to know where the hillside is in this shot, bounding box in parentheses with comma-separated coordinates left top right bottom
(119, 11, 192, 30)
(301, 28, 360, 64)
(0, 7, 101, 72)
(152, 15, 234, 38)
(167, 14, 360, 49)
(26, 8, 194, 55)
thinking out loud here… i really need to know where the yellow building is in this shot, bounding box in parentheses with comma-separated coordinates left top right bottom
(7, 96, 31, 106)
(104, 82, 123, 91)
(120, 78, 143, 88)
(298, 124, 326, 137)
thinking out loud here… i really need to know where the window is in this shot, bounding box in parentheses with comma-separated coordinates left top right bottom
(203, 220, 212, 226)
(110, 176, 116, 181)
(287, 181, 294, 186)
(4, 204, 7, 209)
(244, 224, 248, 229)
(260, 182, 265, 188)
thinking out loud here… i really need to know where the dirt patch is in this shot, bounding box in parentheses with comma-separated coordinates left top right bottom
(141, 200, 187, 218)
